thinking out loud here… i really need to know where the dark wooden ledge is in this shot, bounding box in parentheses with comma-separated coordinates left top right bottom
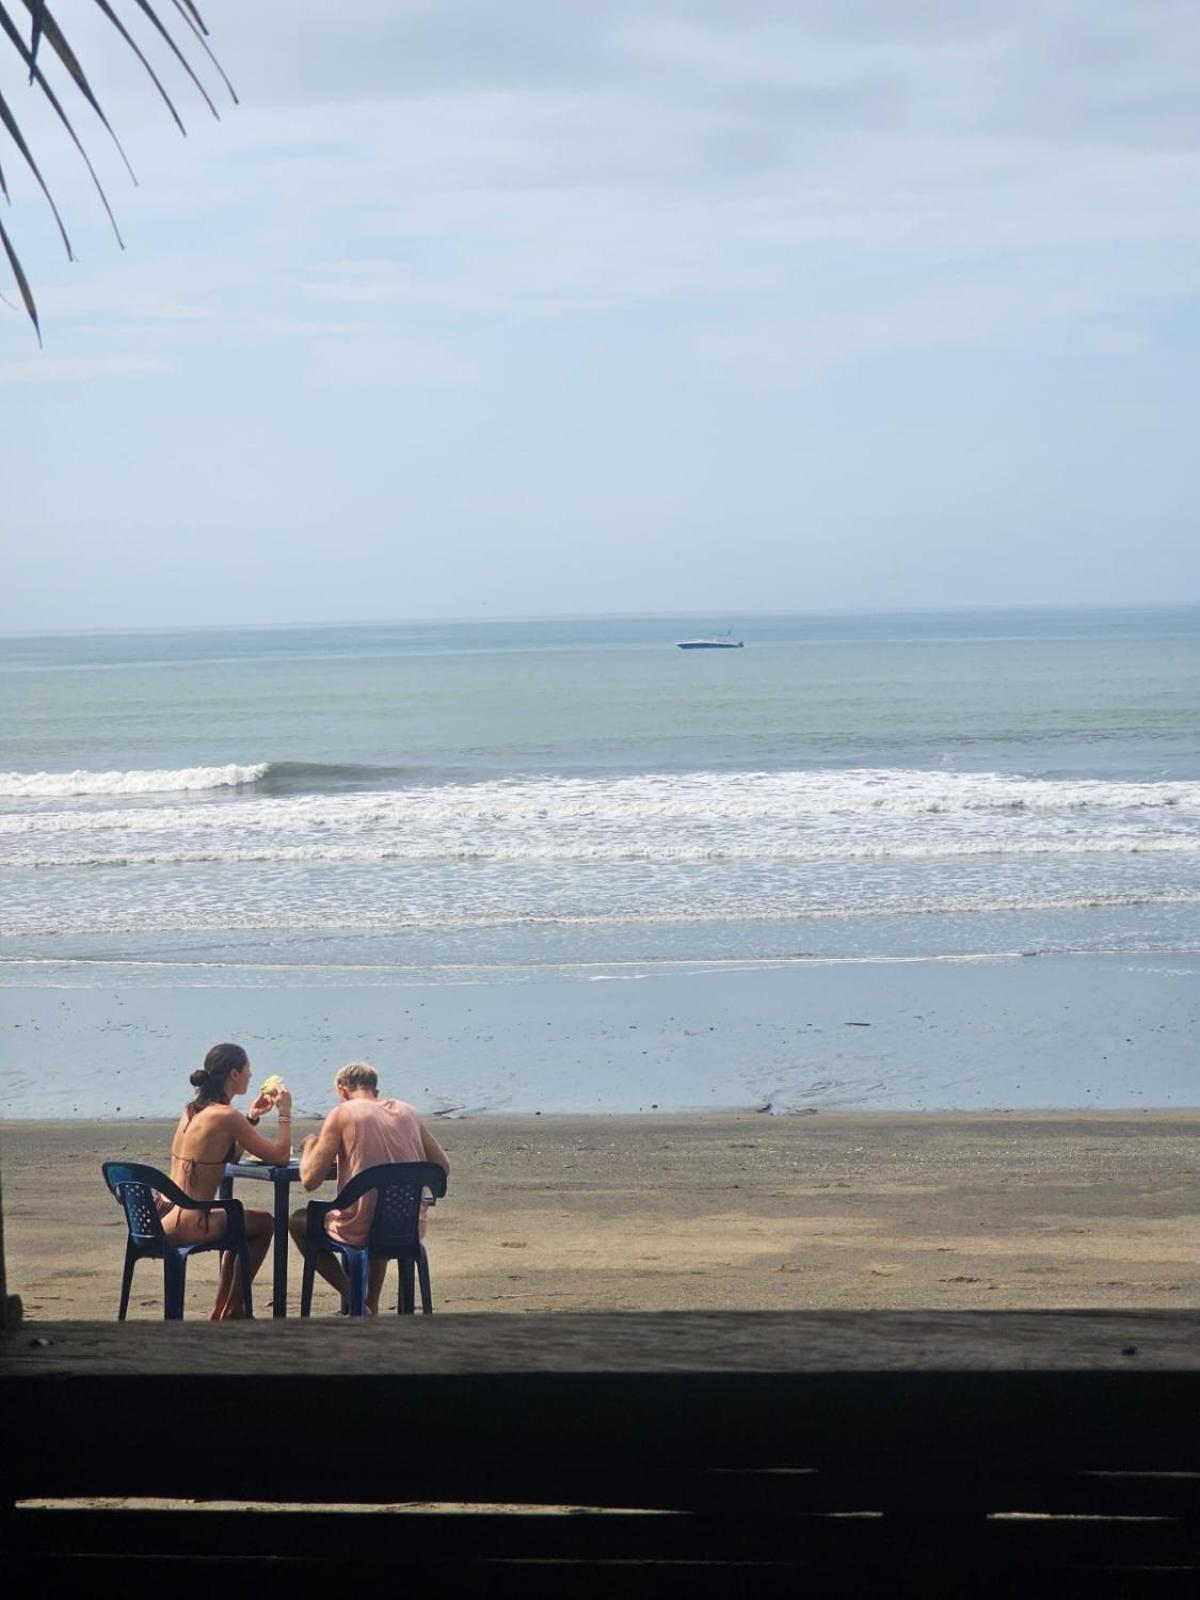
(4, 1311, 1199, 1593)
(9, 1307, 1200, 1375)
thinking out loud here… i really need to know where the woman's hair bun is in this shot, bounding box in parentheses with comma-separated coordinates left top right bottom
(186, 1042, 247, 1115)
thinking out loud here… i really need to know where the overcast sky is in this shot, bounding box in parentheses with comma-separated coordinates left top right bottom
(2, 0, 1198, 631)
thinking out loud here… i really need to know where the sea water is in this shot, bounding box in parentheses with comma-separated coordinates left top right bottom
(1, 607, 1197, 1116)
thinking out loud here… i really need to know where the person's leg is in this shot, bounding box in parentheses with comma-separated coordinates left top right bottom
(286, 1206, 351, 1302)
(365, 1260, 388, 1316)
(162, 1205, 229, 1319)
(211, 1208, 272, 1320)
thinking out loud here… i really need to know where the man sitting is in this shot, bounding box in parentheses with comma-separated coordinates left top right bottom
(290, 1060, 450, 1314)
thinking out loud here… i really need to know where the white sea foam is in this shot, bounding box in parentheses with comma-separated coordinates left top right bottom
(0, 763, 269, 798)
(2, 764, 1197, 937)
(9, 834, 1200, 869)
(2, 767, 1198, 835)
(3, 889, 1200, 941)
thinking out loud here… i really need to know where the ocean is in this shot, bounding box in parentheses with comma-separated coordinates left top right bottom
(2, 607, 1197, 1117)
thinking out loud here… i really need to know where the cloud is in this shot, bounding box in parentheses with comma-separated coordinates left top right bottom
(0, 355, 166, 384)
(10, 2, 1199, 344)
(2, 0, 1198, 625)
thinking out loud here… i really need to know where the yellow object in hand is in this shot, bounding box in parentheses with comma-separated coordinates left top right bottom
(260, 1074, 285, 1099)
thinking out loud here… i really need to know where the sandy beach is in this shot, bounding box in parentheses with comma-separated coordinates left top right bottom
(4, 1111, 1199, 1321)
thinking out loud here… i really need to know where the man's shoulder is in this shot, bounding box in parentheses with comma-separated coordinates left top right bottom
(379, 1096, 419, 1118)
(340, 1096, 414, 1119)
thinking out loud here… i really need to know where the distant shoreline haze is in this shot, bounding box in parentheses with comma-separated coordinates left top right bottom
(1, 599, 1197, 643)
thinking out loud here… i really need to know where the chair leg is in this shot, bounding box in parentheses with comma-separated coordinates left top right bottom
(118, 1243, 136, 1321)
(236, 1243, 254, 1318)
(417, 1245, 433, 1314)
(163, 1250, 187, 1320)
(398, 1257, 415, 1314)
(300, 1250, 316, 1317)
(346, 1251, 368, 1318)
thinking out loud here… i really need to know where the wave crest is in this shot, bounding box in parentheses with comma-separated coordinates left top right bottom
(0, 763, 269, 798)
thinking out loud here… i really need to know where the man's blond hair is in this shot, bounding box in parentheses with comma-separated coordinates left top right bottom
(335, 1060, 379, 1093)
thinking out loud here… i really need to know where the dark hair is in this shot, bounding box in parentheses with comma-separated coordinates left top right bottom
(187, 1042, 249, 1117)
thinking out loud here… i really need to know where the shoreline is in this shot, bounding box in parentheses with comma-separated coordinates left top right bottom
(6, 1111, 1200, 1321)
(4, 950, 1198, 1119)
(4, 1105, 1200, 1124)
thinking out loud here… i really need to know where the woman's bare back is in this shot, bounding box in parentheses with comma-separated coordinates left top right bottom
(170, 1103, 240, 1202)
(160, 1104, 243, 1245)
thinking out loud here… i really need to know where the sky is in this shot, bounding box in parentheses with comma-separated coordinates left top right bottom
(2, 0, 1198, 631)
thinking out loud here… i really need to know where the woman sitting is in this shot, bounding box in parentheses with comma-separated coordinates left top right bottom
(164, 1041, 292, 1319)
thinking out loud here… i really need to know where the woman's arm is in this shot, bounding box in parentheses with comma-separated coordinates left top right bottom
(231, 1092, 276, 1160)
(229, 1089, 292, 1165)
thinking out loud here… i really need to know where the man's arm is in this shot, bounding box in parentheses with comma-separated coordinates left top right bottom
(299, 1107, 343, 1191)
(419, 1119, 450, 1176)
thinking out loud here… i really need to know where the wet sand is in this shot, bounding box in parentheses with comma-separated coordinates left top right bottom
(4, 953, 1198, 1120)
(4, 1111, 1199, 1320)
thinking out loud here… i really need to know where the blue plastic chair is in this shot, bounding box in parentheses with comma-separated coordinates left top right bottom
(300, 1161, 447, 1318)
(101, 1161, 253, 1321)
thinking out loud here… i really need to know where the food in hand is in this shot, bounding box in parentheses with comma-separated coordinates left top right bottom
(259, 1074, 285, 1099)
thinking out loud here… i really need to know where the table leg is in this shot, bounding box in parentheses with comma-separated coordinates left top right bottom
(272, 1176, 290, 1319)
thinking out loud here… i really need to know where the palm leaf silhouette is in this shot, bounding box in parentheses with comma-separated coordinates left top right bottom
(1, 0, 232, 340)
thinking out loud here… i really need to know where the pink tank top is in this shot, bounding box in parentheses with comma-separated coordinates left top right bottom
(326, 1096, 428, 1246)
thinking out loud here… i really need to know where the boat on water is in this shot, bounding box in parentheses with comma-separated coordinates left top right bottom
(677, 631, 744, 650)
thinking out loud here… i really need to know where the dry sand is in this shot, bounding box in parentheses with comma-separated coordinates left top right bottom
(4, 1111, 1199, 1320)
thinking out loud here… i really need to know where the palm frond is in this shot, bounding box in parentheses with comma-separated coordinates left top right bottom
(167, 0, 237, 105)
(25, 0, 43, 76)
(18, 0, 137, 178)
(0, 209, 38, 334)
(0, 6, 127, 246)
(2, 0, 233, 342)
(127, 1, 219, 120)
(0, 80, 74, 259)
(91, 1, 188, 138)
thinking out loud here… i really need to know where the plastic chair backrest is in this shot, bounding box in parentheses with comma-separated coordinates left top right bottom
(102, 1161, 178, 1247)
(329, 1161, 447, 1254)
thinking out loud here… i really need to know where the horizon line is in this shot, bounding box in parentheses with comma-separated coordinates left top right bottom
(2, 598, 1198, 643)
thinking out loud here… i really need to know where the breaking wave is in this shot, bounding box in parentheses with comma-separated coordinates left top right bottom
(2, 764, 1199, 819)
(3, 763, 1198, 941)
(0, 763, 269, 798)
